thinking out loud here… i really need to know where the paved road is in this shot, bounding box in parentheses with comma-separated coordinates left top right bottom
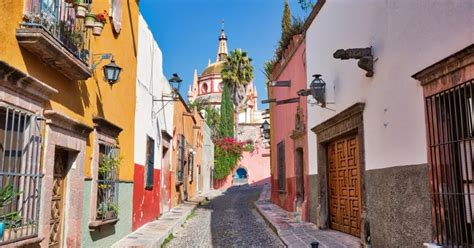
(166, 185, 284, 248)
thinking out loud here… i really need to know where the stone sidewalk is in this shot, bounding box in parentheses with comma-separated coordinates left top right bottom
(255, 184, 361, 248)
(112, 191, 220, 248)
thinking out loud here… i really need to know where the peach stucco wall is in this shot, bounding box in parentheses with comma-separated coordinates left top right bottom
(270, 37, 309, 218)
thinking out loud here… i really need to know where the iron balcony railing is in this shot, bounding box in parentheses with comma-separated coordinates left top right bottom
(425, 79, 474, 247)
(0, 104, 44, 245)
(96, 143, 119, 221)
(21, 0, 91, 65)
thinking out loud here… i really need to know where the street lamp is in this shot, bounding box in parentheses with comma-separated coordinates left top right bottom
(169, 73, 183, 95)
(260, 120, 270, 140)
(298, 74, 326, 107)
(103, 58, 122, 86)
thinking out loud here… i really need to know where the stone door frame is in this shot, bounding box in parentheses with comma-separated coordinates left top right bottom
(311, 103, 367, 241)
(40, 110, 92, 247)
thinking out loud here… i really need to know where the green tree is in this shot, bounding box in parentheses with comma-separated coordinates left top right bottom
(188, 99, 204, 112)
(203, 106, 220, 138)
(218, 83, 234, 138)
(282, 0, 292, 38)
(298, 0, 314, 11)
(221, 49, 254, 111)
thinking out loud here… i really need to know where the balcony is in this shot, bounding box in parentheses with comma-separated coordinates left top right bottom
(16, 0, 92, 80)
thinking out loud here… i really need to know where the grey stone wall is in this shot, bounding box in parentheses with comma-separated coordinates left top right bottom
(308, 174, 319, 224)
(365, 163, 432, 248)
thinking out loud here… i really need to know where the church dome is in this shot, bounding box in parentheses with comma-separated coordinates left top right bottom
(202, 61, 225, 77)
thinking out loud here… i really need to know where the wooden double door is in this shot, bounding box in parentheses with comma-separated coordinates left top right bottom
(327, 135, 361, 236)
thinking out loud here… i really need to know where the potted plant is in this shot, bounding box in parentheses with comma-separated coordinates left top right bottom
(85, 13, 96, 28)
(0, 186, 21, 239)
(93, 11, 107, 36)
(74, 0, 88, 18)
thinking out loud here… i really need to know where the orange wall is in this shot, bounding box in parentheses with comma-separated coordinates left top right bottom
(0, 0, 139, 181)
(171, 96, 203, 206)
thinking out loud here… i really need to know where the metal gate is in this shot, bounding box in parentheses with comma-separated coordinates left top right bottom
(425, 79, 474, 246)
(0, 104, 43, 245)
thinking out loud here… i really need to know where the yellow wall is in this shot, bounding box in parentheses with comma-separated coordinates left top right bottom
(0, 0, 139, 181)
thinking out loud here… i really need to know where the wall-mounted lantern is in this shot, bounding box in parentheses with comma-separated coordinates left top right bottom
(92, 53, 123, 86)
(260, 120, 270, 140)
(298, 74, 326, 107)
(168, 73, 183, 94)
(103, 59, 122, 86)
(152, 73, 183, 117)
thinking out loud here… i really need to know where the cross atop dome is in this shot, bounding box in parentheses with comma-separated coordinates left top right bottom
(216, 20, 228, 62)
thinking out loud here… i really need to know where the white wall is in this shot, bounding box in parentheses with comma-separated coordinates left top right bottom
(135, 14, 174, 169)
(306, 0, 473, 174)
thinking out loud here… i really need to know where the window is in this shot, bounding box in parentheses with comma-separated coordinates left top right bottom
(188, 152, 194, 182)
(176, 135, 186, 184)
(0, 106, 43, 244)
(425, 79, 474, 246)
(96, 143, 119, 221)
(202, 83, 209, 93)
(277, 141, 286, 191)
(145, 136, 155, 190)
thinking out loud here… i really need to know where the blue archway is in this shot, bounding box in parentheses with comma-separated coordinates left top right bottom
(235, 167, 248, 179)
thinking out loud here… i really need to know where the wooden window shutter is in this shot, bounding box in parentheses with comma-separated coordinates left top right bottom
(145, 136, 155, 189)
(277, 141, 286, 191)
(110, 0, 122, 33)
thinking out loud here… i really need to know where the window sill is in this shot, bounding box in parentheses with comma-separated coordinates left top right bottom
(89, 218, 119, 229)
(2, 236, 44, 247)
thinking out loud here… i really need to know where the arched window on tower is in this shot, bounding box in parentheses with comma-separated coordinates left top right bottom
(202, 83, 209, 94)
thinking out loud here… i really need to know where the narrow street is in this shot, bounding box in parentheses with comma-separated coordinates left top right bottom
(166, 185, 284, 248)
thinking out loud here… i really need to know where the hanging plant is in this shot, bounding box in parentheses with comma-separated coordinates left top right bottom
(84, 13, 96, 28)
(92, 11, 108, 36)
(74, 0, 88, 19)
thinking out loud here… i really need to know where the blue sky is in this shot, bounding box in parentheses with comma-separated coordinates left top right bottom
(140, 0, 310, 109)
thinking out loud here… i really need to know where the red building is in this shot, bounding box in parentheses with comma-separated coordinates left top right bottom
(269, 35, 310, 221)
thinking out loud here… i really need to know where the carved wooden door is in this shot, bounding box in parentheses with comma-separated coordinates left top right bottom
(49, 149, 68, 248)
(328, 136, 361, 236)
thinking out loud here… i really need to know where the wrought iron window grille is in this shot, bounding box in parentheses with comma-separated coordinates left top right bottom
(425, 79, 474, 246)
(0, 105, 44, 245)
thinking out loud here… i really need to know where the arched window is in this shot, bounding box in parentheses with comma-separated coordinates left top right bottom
(202, 83, 209, 93)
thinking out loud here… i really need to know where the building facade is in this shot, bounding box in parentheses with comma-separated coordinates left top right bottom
(132, 14, 175, 231)
(269, 35, 309, 221)
(171, 95, 202, 206)
(0, 0, 139, 247)
(304, 0, 473, 247)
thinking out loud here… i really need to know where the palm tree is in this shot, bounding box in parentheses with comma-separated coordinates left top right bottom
(221, 49, 254, 111)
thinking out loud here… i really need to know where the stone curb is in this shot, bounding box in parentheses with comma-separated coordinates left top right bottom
(112, 196, 207, 248)
(254, 185, 361, 248)
(254, 200, 289, 248)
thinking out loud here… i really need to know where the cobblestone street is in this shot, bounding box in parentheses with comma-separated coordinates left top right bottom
(166, 185, 284, 248)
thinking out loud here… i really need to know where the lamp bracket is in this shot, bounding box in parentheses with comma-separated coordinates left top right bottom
(91, 53, 113, 69)
(333, 47, 373, 77)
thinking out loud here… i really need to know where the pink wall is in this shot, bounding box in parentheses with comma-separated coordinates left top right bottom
(270, 37, 310, 220)
(213, 144, 271, 189)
